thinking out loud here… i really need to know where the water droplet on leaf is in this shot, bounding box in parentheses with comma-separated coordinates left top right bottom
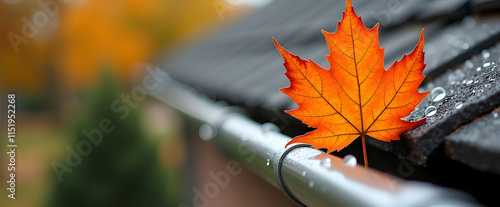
(455, 102, 463, 109)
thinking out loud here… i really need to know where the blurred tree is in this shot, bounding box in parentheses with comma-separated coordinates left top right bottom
(48, 69, 173, 206)
(0, 1, 58, 111)
(0, 0, 233, 111)
(57, 0, 224, 94)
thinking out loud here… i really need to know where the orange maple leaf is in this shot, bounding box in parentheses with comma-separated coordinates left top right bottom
(273, 0, 429, 167)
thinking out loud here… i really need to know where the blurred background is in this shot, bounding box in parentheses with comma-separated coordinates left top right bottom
(0, 0, 271, 206)
(4, 0, 500, 206)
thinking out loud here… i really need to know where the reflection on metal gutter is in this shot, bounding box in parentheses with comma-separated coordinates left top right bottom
(150, 74, 478, 207)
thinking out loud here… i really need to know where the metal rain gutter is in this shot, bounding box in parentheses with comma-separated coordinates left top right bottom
(150, 73, 478, 207)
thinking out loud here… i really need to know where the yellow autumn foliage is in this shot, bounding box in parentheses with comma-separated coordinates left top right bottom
(1, 0, 238, 97)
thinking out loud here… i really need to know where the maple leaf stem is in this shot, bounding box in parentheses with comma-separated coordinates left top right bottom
(361, 134, 368, 168)
(275, 0, 428, 168)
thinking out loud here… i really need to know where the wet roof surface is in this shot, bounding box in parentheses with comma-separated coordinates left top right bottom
(159, 0, 500, 176)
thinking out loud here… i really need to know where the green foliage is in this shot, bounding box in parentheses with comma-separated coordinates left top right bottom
(49, 69, 172, 206)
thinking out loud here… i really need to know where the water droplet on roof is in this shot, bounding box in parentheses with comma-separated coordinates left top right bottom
(425, 106, 437, 117)
(431, 87, 446, 102)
